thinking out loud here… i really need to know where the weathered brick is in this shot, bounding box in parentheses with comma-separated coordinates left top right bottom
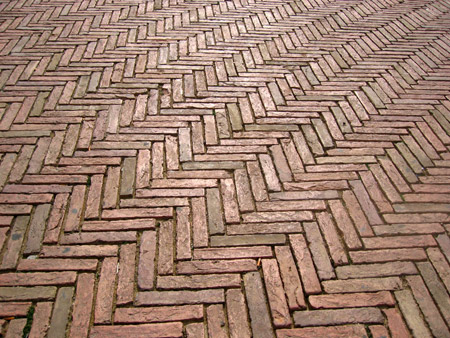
(277, 325, 368, 338)
(244, 271, 275, 338)
(226, 289, 251, 338)
(115, 305, 203, 323)
(70, 274, 95, 338)
(95, 257, 118, 324)
(90, 323, 183, 338)
(293, 307, 384, 327)
(47, 287, 74, 338)
(136, 289, 224, 305)
(262, 259, 292, 327)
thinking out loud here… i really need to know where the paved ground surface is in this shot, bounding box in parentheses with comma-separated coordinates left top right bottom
(0, 0, 450, 337)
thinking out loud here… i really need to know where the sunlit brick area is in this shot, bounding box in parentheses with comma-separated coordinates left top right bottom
(1, 0, 450, 337)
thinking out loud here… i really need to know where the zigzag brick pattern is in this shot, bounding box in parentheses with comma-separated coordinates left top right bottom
(0, 0, 450, 336)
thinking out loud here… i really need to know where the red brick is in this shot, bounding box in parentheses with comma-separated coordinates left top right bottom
(277, 325, 368, 338)
(350, 248, 427, 263)
(362, 235, 436, 249)
(316, 211, 348, 265)
(262, 259, 292, 328)
(369, 325, 391, 338)
(157, 274, 240, 289)
(40, 245, 117, 257)
(193, 246, 272, 260)
(336, 262, 417, 279)
(5, 318, 27, 338)
(158, 220, 174, 275)
(138, 231, 156, 290)
(406, 275, 450, 337)
(289, 234, 321, 294)
(102, 207, 173, 219)
(243, 271, 275, 338)
(90, 323, 183, 338)
(323, 277, 402, 294)
(95, 257, 118, 324)
(117, 243, 136, 304)
(207, 304, 228, 338)
(226, 289, 251, 338)
(70, 274, 95, 338)
(17, 258, 97, 271)
(114, 305, 203, 323)
(309, 291, 395, 309)
(136, 289, 224, 305)
(394, 289, 432, 337)
(293, 307, 384, 327)
(0, 271, 76, 286)
(0, 302, 31, 316)
(177, 259, 256, 274)
(29, 302, 52, 338)
(84, 174, 103, 219)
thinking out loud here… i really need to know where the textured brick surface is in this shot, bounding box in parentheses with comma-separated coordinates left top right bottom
(1, 0, 450, 336)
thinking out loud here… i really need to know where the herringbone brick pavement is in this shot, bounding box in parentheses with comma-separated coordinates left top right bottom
(0, 0, 450, 336)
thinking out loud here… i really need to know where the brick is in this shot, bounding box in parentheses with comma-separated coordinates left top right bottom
(0, 302, 31, 317)
(336, 262, 417, 279)
(138, 231, 156, 290)
(369, 325, 390, 338)
(395, 289, 433, 338)
(350, 248, 427, 263)
(383, 308, 412, 338)
(83, 219, 155, 231)
(176, 206, 191, 260)
(309, 291, 395, 309)
(289, 234, 321, 294)
(158, 220, 174, 275)
(117, 243, 136, 304)
(227, 221, 302, 235)
(102, 166, 120, 209)
(23, 204, 50, 254)
(47, 287, 74, 338)
(157, 274, 240, 289)
(115, 305, 203, 323)
(220, 178, 240, 223)
(244, 272, 275, 338)
(362, 235, 436, 249)
(177, 259, 256, 274)
(226, 289, 251, 338)
(90, 323, 183, 338)
(294, 307, 384, 327)
(303, 222, 335, 280)
(102, 207, 173, 219)
(186, 323, 205, 338)
(211, 234, 286, 246)
(95, 257, 118, 324)
(40, 245, 117, 257)
(322, 277, 402, 294)
(5, 318, 27, 338)
(406, 275, 450, 338)
(417, 261, 450, 325)
(262, 259, 292, 328)
(207, 304, 228, 338)
(316, 211, 348, 265)
(17, 258, 97, 271)
(277, 325, 368, 338)
(70, 274, 95, 338)
(84, 174, 103, 219)
(0, 286, 56, 301)
(193, 246, 272, 260)
(43, 193, 69, 243)
(206, 188, 224, 235)
(191, 197, 208, 247)
(0, 215, 28, 269)
(136, 289, 224, 305)
(29, 302, 53, 338)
